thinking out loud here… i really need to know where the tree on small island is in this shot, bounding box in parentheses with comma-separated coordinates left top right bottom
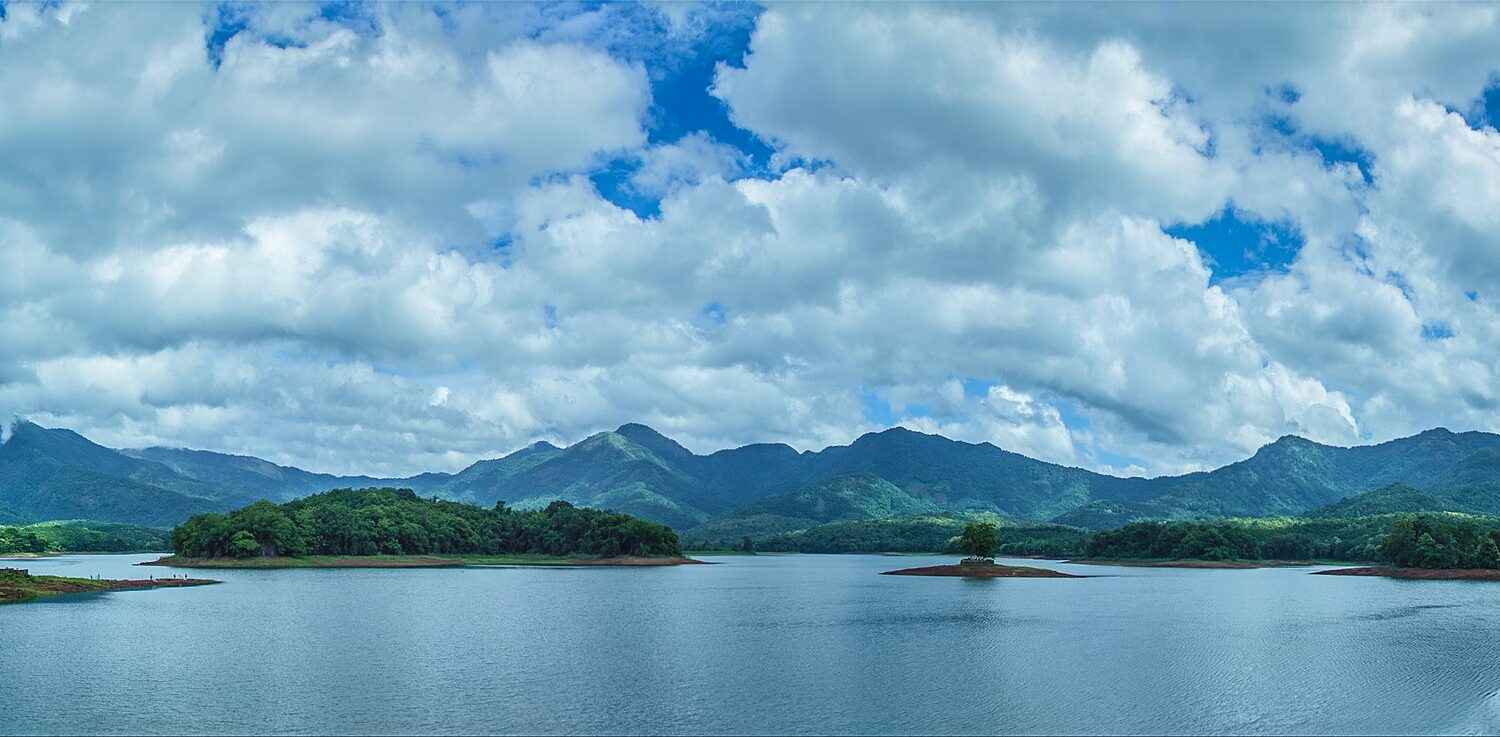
(959, 522, 999, 565)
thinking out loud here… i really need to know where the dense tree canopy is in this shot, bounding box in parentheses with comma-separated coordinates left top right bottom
(1086, 521, 1259, 561)
(170, 488, 682, 559)
(1379, 515, 1500, 569)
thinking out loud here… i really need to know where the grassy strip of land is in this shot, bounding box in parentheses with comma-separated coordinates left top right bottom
(143, 554, 703, 569)
(0, 568, 216, 604)
(1314, 566, 1500, 581)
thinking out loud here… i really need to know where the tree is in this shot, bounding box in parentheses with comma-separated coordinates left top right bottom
(740, 536, 755, 553)
(959, 523, 998, 561)
(228, 530, 259, 559)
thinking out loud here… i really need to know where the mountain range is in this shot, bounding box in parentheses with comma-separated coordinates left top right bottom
(3, 419, 1499, 537)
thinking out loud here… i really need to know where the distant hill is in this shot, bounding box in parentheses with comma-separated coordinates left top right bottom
(0, 520, 172, 553)
(1051, 429, 1500, 529)
(1303, 483, 1451, 518)
(682, 473, 938, 539)
(0, 421, 248, 527)
(433, 425, 1173, 530)
(9, 418, 1500, 534)
(124, 446, 449, 503)
(0, 421, 442, 527)
(749, 514, 1088, 556)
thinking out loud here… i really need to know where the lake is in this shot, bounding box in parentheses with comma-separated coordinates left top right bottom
(3, 553, 1499, 735)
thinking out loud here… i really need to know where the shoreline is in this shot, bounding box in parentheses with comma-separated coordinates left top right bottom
(1063, 558, 1333, 569)
(1314, 566, 1500, 581)
(142, 554, 705, 569)
(1, 571, 217, 605)
(882, 563, 1082, 578)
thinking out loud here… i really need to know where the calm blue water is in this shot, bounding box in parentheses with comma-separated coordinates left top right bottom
(3, 553, 1500, 735)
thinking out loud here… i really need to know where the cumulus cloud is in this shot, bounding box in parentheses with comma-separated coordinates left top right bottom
(2, 2, 1500, 477)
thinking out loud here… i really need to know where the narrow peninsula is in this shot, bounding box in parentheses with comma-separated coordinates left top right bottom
(1314, 566, 1500, 581)
(0, 567, 215, 605)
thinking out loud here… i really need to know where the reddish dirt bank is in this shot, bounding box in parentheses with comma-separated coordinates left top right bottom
(881, 564, 1082, 578)
(1315, 567, 1500, 581)
(1066, 559, 1270, 569)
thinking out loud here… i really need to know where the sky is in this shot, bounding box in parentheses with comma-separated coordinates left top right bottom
(3, 1, 1500, 477)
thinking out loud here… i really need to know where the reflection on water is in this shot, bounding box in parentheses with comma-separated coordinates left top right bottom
(3, 553, 1499, 735)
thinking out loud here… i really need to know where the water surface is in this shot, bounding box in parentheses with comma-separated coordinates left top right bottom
(4, 554, 1499, 735)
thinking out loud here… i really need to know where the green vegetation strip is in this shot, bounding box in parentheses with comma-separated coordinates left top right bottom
(0, 568, 215, 605)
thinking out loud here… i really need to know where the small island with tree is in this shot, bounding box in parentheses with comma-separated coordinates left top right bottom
(146, 487, 701, 569)
(881, 522, 1082, 578)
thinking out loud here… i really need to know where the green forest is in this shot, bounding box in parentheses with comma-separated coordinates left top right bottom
(1378, 515, 1500, 568)
(170, 488, 682, 559)
(0, 520, 171, 554)
(1086, 521, 1260, 561)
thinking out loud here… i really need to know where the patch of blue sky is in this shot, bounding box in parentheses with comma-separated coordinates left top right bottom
(1164, 206, 1305, 282)
(1482, 81, 1500, 128)
(1260, 84, 1375, 184)
(205, 1, 379, 65)
(1448, 76, 1500, 132)
(1422, 323, 1454, 341)
(590, 159, 666, 219)
(1307, 136, 1374, 185)
(958, 377, 993, 400)
(577, 3, 771, 217)
(1051, 397, 1092, 432)
(860, 390, 899, 427)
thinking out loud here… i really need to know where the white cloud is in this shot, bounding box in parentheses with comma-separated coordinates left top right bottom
(3, 2, 1500, 478)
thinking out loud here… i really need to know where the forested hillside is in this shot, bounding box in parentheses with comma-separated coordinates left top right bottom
(0, 520, 171, 553)
(13, 418, 1500, 537)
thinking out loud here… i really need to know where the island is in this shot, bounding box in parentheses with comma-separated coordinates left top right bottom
(157, 487, 700, 568)
(0, 567, 215, 605)
(881, 523, 1082, 578)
